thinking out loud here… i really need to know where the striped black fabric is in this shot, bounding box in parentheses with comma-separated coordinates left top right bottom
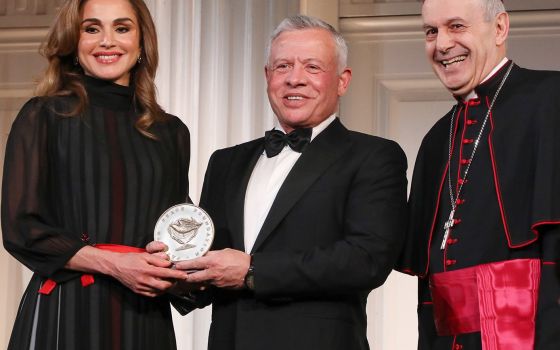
(2, 76, 190, 350)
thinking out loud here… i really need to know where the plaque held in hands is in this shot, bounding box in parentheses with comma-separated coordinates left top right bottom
(154, 204, 214, 262)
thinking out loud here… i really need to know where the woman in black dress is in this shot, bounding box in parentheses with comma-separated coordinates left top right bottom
(2, 0, 191, 348)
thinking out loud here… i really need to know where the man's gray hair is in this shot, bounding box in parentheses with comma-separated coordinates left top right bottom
(265, 15, 348, 73)
(480, 0, 506, 21)
(420, 0, 506, 22)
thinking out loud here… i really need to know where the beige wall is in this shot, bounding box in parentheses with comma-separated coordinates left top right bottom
(0, 1, 53, 343)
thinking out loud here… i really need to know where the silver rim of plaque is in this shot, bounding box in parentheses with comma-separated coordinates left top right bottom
(154, 203, 214, 261)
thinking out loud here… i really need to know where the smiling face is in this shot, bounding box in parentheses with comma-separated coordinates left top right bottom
(422, 0, 508, 97)
(78, 0, 141, 86)
(265, 28, 351, 133)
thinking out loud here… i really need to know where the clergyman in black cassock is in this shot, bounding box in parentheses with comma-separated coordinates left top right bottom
(397, 1, 560, 349)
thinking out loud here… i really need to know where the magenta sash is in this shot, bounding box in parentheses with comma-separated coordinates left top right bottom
(430, 259, 541, 350)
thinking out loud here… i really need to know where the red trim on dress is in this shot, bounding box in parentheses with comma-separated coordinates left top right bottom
(422, 105, 463, 278)
(531, 220, 560, 236)
(456, 103, 469, 205)
(443, 103, 470, 272)
(38, 244, 146, 295)
(486, 96, 539, 249)
(423, 163, 448, 278)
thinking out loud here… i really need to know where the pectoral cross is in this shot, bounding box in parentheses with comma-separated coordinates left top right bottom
(440, 209, 455, 250)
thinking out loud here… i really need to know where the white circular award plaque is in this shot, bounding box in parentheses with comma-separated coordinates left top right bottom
(154, 203, 214, 261)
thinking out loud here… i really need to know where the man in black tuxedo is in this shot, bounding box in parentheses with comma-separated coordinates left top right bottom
(169, 15, 407, 350)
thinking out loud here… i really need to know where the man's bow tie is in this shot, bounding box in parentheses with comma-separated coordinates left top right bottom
(264, 128, 312, 158)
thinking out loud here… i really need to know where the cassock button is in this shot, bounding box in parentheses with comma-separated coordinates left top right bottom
(445, 259, 457, 266)
(453, 218, 462, 225)
(468, 99, 480, 106)
(446, 238, 459, 245)
(457, 178, 468, 185)
(463, 139, 474, 144)
(456, 198, 466, 205)
(460, 159, 471, 165)
(466, 119, 478, 126)
(454, 344, 463, 350)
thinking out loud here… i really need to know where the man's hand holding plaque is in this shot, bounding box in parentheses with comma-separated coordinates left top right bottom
(174, 248, 251, 290)
(153, 203, 214, 261)
(148, 203, 251, 292)
(146, 203, 215, 295)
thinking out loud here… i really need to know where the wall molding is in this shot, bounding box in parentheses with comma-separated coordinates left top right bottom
(374, 74, 451, 136)
(377, 75, 450, 102)
(0, 28, 47, 49)
(339, 0, 560, 18)
(340, 10, 560, 42)
(0, 84, 35, 98)
(0, 0, 62, 28)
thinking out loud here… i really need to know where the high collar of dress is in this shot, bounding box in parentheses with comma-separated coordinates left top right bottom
(83, 75, 134, 110)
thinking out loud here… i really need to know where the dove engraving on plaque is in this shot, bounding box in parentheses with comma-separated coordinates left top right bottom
(167, 218, 202, 251)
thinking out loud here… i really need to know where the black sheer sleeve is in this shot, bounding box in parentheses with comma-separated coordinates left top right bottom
(1, 98, 86, 281)
(174, 116, 192, 204)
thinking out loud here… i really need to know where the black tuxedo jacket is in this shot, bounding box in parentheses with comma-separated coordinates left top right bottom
(199, 118, 407, 350)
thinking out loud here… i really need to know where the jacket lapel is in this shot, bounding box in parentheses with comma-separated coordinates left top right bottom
(226, 139, 264, 251)
(251, 118, 351, 253)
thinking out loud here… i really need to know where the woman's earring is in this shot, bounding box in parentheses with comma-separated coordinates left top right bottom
(137, 55, 142, 64)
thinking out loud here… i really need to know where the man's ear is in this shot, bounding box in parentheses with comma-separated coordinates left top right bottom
(337, 68, 352, 96)
(264, 65, 271, 82)
(495, 12, 509, 46)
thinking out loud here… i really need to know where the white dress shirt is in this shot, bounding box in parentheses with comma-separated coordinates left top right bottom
(243, 114, 337, 253)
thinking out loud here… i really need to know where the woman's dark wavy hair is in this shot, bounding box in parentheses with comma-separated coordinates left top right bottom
(36, 0, 165, 139)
